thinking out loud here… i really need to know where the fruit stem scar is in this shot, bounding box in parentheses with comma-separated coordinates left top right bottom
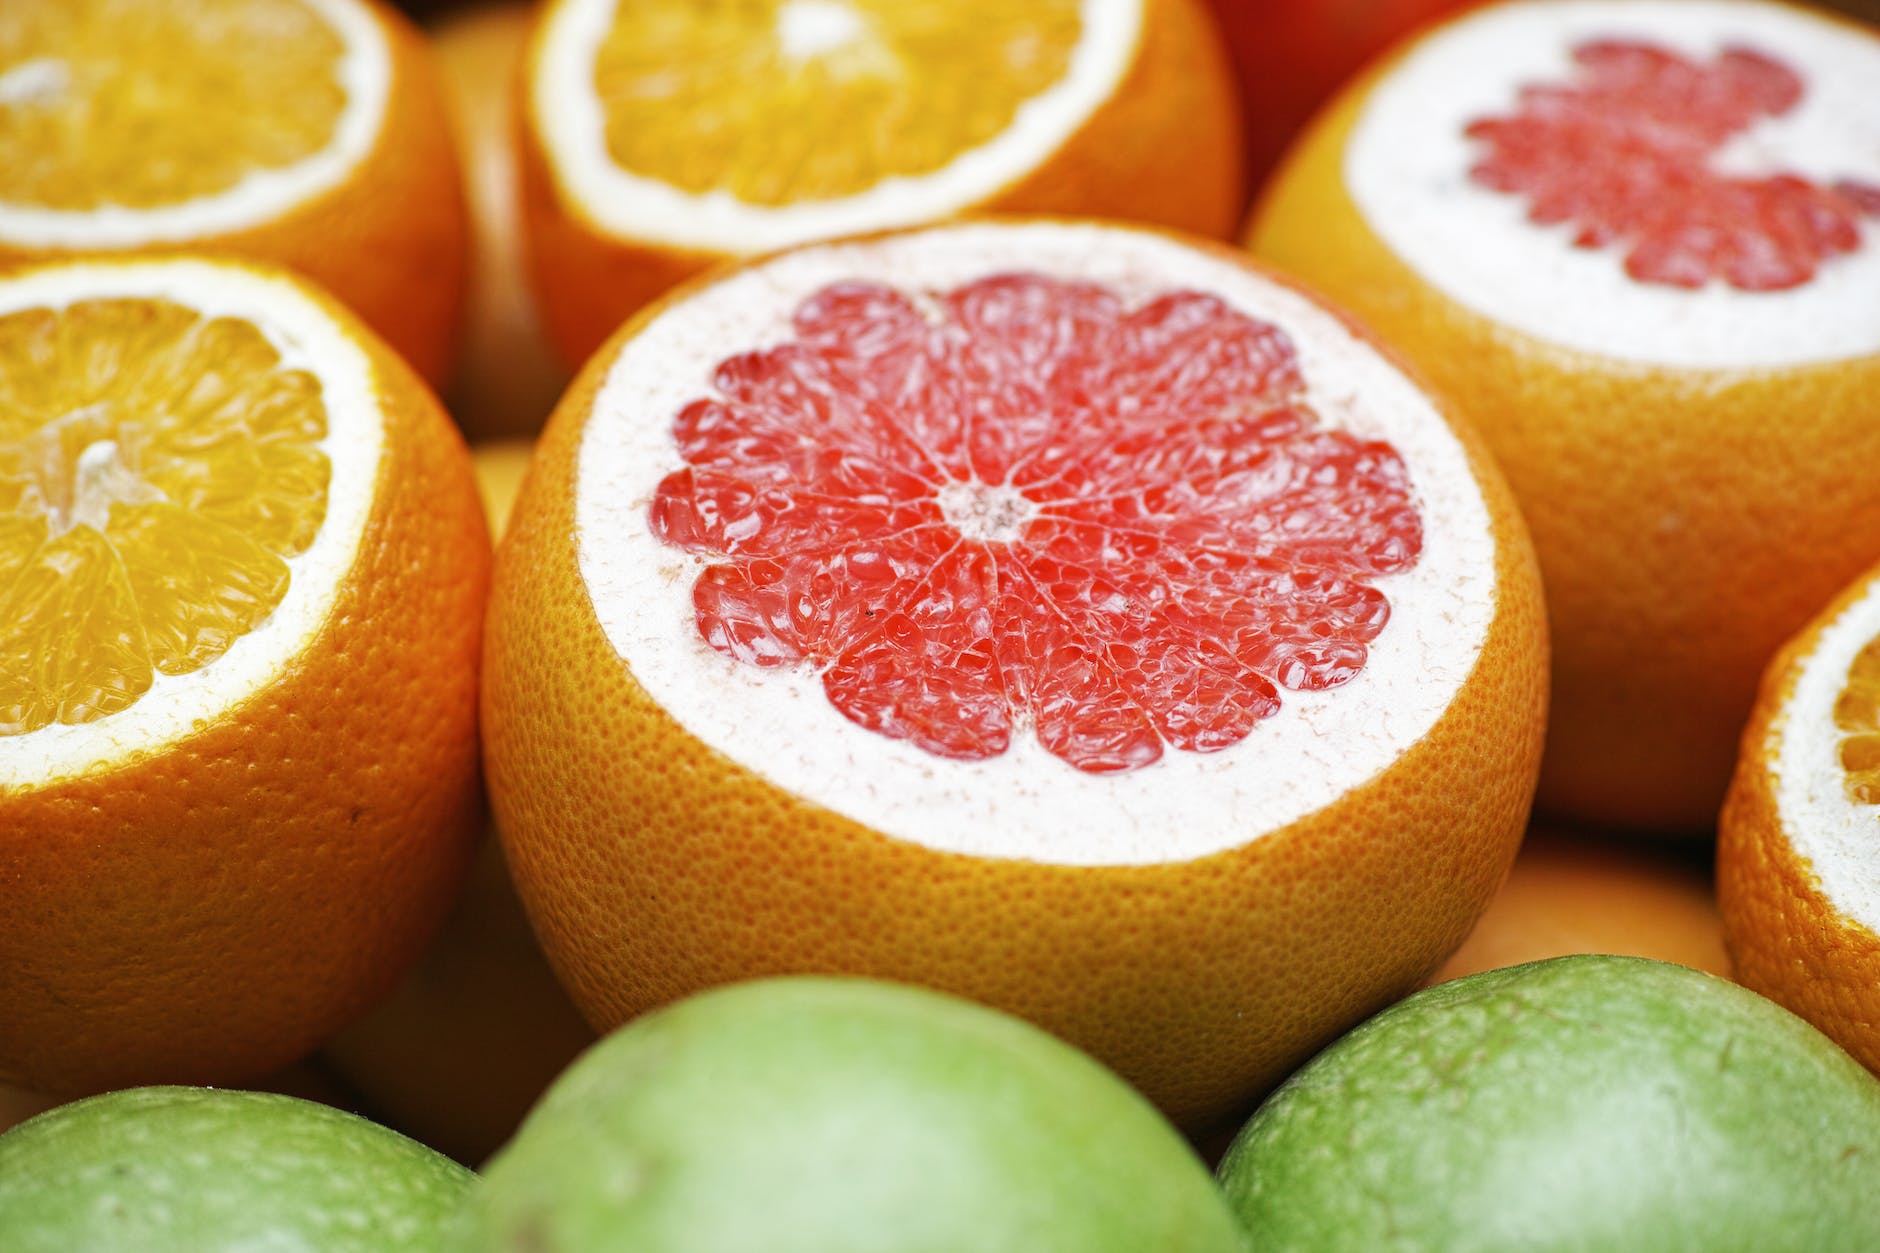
(0, 58, 70, 107)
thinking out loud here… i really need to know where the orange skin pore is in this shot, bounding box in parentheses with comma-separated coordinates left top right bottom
(481, 222, 1548, 1132)
(0, 260, 491, 1097)
(1719, 564, 1880, 1077)
(517, 0, 1247, 367)
(0, 0, 469, 388)
(1246, 9, 1880, 831)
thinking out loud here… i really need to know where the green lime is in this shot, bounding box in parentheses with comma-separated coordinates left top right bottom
(455, 976, 1247, 1252)
(0, 1086, 472, 1251)
(1218, 955, 1880, 1250)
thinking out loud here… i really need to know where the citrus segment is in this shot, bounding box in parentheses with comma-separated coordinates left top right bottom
(651, 275, 1423, 772)
(1465, 38, 1880, 291)
(0, 0, 347, 213)
(0, 300, 330, 735)
(597, 0, 1082, 205)
(1834, 636, 1880, 802)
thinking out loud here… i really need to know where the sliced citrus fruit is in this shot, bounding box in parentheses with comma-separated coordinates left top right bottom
(482, 219, 1547, 1126)
(1248, 0, 1880, 830)
(1431, 827, 1729, 984)
(519, 0, 1244, 366)
(1719, 560, 1880, 1076)
(0, 0, 466, 384)
(0, 255, 489, 1095)
(432, 3, 567, 438)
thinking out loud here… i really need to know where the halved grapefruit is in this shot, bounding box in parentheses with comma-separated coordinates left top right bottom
(1248, 0, 1880, 830)
(0, 255, 488, 1095)
(0, 0, 466, 384)
(1719, 559, 1880, 1076)
(518, 0, 1244, 366)
(482, 219, 1546, 1126)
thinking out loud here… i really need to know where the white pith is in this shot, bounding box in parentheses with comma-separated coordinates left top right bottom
(1770, 575, 1880, 934)
(572, 222, 1500, 867)
(0, 0, 390, 248)
(1344, 0, 1880, 369)
(0, 259, 385, 789)
(531, 0, 1142, 253)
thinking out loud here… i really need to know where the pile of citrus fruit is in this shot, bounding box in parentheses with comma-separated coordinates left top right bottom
(2, 0, 1878, 1247)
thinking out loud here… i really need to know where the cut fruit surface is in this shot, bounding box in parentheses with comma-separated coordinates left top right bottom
(521, 0, 1243, 364)
(484, 219, 1547, 1124)
(1721, 561, 1880, 1076)
(0, 256, 487, 1095)
(0, 0, 466, 386)
(650, 274, 1423, 773)
(0, 299, 331, 736)
(1466, 38, 1880, 292)
(1252, 0, 1880, 831)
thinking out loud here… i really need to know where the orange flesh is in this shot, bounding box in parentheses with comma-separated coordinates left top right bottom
(594, 0, 1080, 204)
(0, 298, 330, 735)
(0, 0, 346, 211)
(1835, 635, 1880, 803)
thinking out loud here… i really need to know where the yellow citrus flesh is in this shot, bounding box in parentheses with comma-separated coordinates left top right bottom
(1836, 638, 1880, 804)
(0, 0, 346, 211)
(0, 298, 328, 735)
(595, 0, 1080, 204)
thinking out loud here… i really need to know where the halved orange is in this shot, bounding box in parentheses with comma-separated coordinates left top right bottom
(1247, 0, 1880, 830)
(1720, 560, 1880, 1076)
(519, 0, 1244, 366)
(482, 219, 1546, 1127)
(0, 255, 489, 1095)
(0, 0, 467, 384)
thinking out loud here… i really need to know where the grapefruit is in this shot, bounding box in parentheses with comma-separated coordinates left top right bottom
(482, 218, 1547, 1126)
(0, 255, 488, 1095)
(518, 0, 1244, 365)
(1431, 827, 1729, 983)
(0, 0, 467, 385)
(432, 2, 568, 437)
(1218, 955, 1880, 1249)
(1247, 0, 1880, 829)
(0, 1087, 472, 1252)
(456, 977, 1249, 1252)
(1719, 558, 1880, 1076)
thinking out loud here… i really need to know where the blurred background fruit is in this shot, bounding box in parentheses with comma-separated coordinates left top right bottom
(457, 978, 1249, 1253)
(0, 1087, 473, 1252)
(0, 0, 467, 384)
(1249, 0, 1880, 831)
(484, 219, 1545, 1130)
(518, 0, 1244, 365)
(1432, 827, 1729, 983)
(0, 256, 488, 1095)
(1219, 956, 1880, 1249)
(432, 3, 568, 438)
(1720, 558, 1880, 1076)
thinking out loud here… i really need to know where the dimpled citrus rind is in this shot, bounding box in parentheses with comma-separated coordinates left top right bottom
(1219, 955, 1880, 1251)
(457, 978, 1249, 1252)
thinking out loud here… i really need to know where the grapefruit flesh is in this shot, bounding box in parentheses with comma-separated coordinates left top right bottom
(649, 274, 1424, 773)
(1465, 37, 1880, 292)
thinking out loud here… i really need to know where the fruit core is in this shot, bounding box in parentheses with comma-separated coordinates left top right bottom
(0, 298, 330, 736)
(594, 0, 1082, 204)
(1466, 38, 1880, 291)
(1834, 633, 1880, 804)
(0, 0, 347, 212)
(649, 273, 1424, 775)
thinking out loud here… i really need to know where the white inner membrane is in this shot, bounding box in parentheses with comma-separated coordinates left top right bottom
(533, 0, 1142, 252)
(0, 260, 385, 789)
(1345, 0, 1880, 369)
(1772, 577, 1880, 933)
(0, 0, 390, 247)
(574, 223, 1499, 866)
